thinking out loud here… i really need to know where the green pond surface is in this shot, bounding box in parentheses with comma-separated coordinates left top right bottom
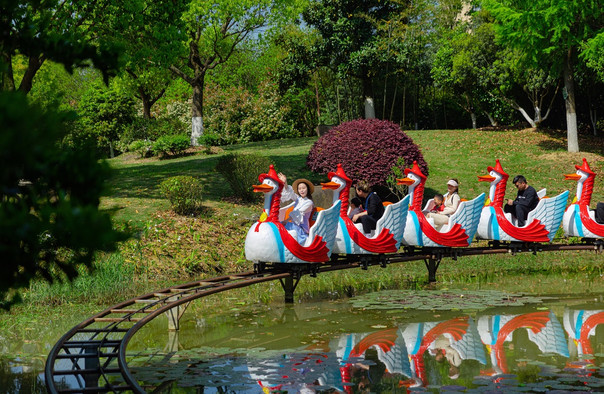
(3, 283, 604, 393)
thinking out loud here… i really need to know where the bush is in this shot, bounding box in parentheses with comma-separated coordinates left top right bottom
(121, 117, 188, 147)
(160, 176, 204, 215)
(307, 119, 428, 187)
(216, 153, 272, 202)
(204, 80, 299, 145)
(77, 84, 135, 156)
(0, 91, 127, 309)
(200, 132, 222, 147)
(128, 140, 153, 158)
(152, 134, 190, 157)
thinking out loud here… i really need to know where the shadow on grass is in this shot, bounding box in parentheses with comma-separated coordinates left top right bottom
(536, 129, 604, 155)
(104, 150, 323, 202)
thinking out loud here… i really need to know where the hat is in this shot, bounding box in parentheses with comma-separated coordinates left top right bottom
(292, 178, 314, 195)
(447, 179, 459, 187)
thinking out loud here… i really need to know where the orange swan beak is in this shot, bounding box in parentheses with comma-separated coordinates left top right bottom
(478, 174, 496, 182)
(564, 173, 581, 181)
(252, 184, 273, 193)
(397, 177, 414, 186)
(321, 181, 340, 190)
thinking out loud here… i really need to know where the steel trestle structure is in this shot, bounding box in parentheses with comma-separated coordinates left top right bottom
(45, 241, 603, 393)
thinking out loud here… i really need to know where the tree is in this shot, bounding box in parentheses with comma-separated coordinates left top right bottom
(117, 0, 188, 119)
(0, 1, 126, 309)
(302, 0, 402, 120)
(78, 84, 136, 157)
(170, 0, 303, 145)
(482, 0, 604, 152)
(0, 0, 125, 93)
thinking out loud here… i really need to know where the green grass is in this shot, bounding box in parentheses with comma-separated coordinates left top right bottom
(11, 128, 604, 310)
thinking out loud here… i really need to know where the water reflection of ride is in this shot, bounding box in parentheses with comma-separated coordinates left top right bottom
(398, 161, 485, 247)
(476, 159, 569, 242)
(564, 307, 604, 366)
(245, 164, 341, 263)
(563, 158, 604, 239)
(477, 310, 569, 375)
(325, 316, 486, 392)
(321, 164, 409, 254)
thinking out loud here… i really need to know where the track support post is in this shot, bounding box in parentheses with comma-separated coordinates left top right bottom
(83, 343, 101, 388)
(280, 274, 300, 304)
(424, 256, 441, 282)
(166, 298, 191, 331)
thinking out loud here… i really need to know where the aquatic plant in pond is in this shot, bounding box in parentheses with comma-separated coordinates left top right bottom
(119, 290, 604, 392)
(349, 289, 549, 311)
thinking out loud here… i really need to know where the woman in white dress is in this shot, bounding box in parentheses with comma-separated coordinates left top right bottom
(277, 173, 314, 244)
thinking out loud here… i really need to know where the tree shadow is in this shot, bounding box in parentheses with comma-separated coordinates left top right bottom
(536, 129, 604, 155)
(104, 151, 323, 203)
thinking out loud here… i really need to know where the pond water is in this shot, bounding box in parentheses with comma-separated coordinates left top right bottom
(126, 289, 604, 393)
(3, 287, 604, 393)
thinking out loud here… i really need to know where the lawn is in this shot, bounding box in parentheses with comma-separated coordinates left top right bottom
(102, 128, 604, 227)
(19, 128, 604, 307)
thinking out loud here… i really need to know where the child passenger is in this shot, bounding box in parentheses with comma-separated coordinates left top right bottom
(348, 197, 364, 219)
(431, 194, 444, 213)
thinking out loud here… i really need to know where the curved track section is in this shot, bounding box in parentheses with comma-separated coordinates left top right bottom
(45, 271, 291, 393)
(45, 241, 602, 393)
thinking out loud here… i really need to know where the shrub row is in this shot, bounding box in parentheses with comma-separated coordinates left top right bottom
(160, 153, 270, 216)
(127, 135, 190, 158)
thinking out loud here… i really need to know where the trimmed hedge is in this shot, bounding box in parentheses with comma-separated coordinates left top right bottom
(160, 176, 203, 215)
(307, 119, 428, 186)
(152, 134, 190, 157)
(216, 153, 271, 202)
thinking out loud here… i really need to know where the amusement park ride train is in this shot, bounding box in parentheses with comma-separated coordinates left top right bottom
(245, 158, 604, 266)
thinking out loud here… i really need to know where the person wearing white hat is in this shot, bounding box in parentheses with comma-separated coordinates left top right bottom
(426, 179, 461, 230)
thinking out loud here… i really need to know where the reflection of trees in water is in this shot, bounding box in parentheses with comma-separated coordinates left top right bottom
(0, 357, 47, 394)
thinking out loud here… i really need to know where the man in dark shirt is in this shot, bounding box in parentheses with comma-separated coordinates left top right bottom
(352, 180, 385, 233)
(504, 175, 539, 227)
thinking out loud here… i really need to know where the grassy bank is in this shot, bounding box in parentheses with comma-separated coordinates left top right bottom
(10, 128, 604, 311)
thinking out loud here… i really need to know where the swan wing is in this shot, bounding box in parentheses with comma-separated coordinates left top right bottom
(527, 311, 569, 357)
(306, 200, 341, 252)
(448, 193, 486, 242)
(527, 191, 569, 241)
(375, 195, 409, 246)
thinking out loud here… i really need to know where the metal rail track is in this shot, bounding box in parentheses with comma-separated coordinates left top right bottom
(45, 271, 291, 393)
(45, 241, 602, 393)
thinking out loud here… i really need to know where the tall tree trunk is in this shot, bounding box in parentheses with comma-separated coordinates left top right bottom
(470, 112, 477, 129)
(140, 89, 152, 119)
(589, 107, 598, 136)
(389, 82, 397, 121)
(485, 111, 498, 127)
(336, 84, 342, 124)
(314, 73, 321, 121)
(382, 69, 388, 119)
(1, 51, 15, 91)
(401, 85, 406, 127)
(18, 55, 44, 94)
(563, 49, 579, 152)
(191, 79, 204, 146)
(362, 77, 375, 119)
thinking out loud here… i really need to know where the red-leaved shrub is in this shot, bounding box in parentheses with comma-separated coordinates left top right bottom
(307, 119, 428, 186)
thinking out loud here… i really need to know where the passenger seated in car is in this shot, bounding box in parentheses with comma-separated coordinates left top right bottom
(348, 197, 364, 219)
(426, 179, 461, 230)
(352, 180, 384, 234)
(278, 172, 314, 244)
(504, 175, 539, 227)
